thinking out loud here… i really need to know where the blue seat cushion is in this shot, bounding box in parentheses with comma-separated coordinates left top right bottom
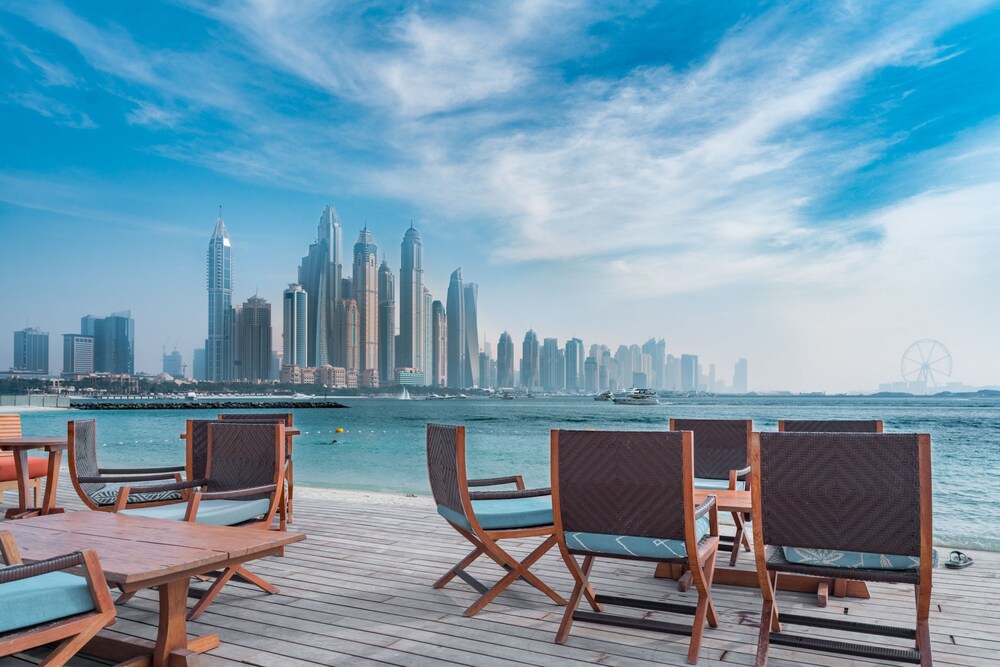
(566, 515, 711, 559)
(89, 486, 183, 507)
(0, 568, 95, 634)
(121, 498, 271, 526)
(437, 495, 554, 531)
(782, 547, 933, 570)
(694, 477, 744, 491)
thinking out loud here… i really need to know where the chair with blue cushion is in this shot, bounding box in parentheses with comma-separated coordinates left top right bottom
(114, 422, 286, 620)
(670, 418, 753, 566)
(551, 430, 720, 664)
(750, 431, 933, 666)
(66, 419, 186, 512)
(0, 531, 116, 666)
(426, 423, 567, 617)
(217, 413, 296, 526)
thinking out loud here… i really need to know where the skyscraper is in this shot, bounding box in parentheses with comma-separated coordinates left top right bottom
(733, 358, 748, 393)
(298, 205, 343, 367)
(84, 312, 135, 375)
(584, 357, 599, 392)
(520, 330, 540, 390)
(446, 269, 465, 388)
(398, 224, 423, 375)
(378, 258, 396, 383)
(12, 327, 48, 374)
(236, 295, 272, 382)
(642, 338, 666, 389)
(681, 354, 699, 392)
(62, 334, 93, 376)
(422, 287, 433, 385)
(206, 212, 233, 381)
(282, 284, 308, 368)
(353, 228, 379, 385)
(162, 349, 184, 377)
(540, 338, 561, 391)
(338, 299, 360, 373)
(565, 338, 584, 391)
(431, 300, 447, 387)
(463, 282, 479, 387)
(497, 332, 514, 388)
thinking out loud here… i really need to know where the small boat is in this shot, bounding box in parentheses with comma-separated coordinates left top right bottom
(594, 390, 613, 401)
(613, 389, 660, 405)
(399, 387, 412, 400)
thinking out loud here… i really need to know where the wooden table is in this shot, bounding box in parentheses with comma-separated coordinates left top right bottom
(3, 511, 305, 666)
(654, 489, 870, 604)
(0, 436, 67, 519)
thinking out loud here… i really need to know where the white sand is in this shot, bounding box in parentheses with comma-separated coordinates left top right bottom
(294, 485, 434, 508)
(0, 405, 69, 414)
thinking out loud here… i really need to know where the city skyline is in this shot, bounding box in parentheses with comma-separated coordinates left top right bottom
(2, 2, 999, 391)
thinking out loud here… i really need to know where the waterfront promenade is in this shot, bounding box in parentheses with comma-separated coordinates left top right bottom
(2, 482, 997, 666)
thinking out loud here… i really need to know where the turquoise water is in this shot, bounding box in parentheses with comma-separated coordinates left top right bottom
(19, 395, 1000, 551)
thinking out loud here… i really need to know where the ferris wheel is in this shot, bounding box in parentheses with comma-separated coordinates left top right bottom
(901, 340, 952, 387)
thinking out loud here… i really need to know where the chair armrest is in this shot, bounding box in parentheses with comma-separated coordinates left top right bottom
(694, 495, 717, 520)
(99, 465, 185, 474)
(733, 465, 751, 479)
(78, 472, 183, 483)
(0, 551, 86, 584)
(118, 478, 207, 495)
(468, 475, 525, 490)
(197, 484, 278, 501)
(469, 487, 551, 501)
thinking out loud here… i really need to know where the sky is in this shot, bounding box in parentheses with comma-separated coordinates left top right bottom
(1, 0, 999, 392)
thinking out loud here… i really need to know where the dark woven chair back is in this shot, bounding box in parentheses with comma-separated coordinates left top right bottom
(779, 419, 882, 433)
(758, 432, 922, 555)
(670, 418, 750, 479)
(218, 413, 293, 426)
(69, 420, 103, 496)
(186, 420, 217, 481)
(205, 423, 280, 500)
(426, 424, 466, 517)
(556, 430, 687, 540)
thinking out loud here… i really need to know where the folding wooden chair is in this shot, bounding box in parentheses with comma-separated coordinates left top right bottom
(0, 531, 116, 667)
(0, 414, 45, 506)
(750, 431, 933, 666)
(426, 423, 566, 617)
(551, 429, 720, 664)
(218, 413, 296, 524)
(670, 418, 752, 566)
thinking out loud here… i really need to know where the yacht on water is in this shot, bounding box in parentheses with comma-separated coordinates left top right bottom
(594, 390, 613, 401)
(612, 389, 660, 405)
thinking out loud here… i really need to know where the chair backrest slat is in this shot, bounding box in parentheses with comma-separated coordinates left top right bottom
(670, 418, 751, 480)
(779, 419, 882, 433)
(218, 413, 293, 427)
(426, 424, 467, 517)
(68, 420, 104, 496)
(555, 430, 688, 540)
(757, 432, 924, 555)
(0, 414, 22, 440)
(205, 423, 282, 499)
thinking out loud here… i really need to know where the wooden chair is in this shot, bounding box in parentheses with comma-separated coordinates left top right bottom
(0, 531, 116, 667)
(218, 413, 295, 524)
(551, 430, 720, 664)
(0, 414, 45, 506)
(117, 422, 286, 620)
(426, 423, 566, 617)
(66, 420, 186, 511)
(750, 431, 933, 666)
(670, 418, 752, 566)
(778, 419, 883, 433)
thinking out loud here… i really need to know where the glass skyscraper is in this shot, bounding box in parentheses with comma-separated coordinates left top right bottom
(446, 268, 465, 388)
(282, 284, 308, 368)
(378, 258, 396, 383)
(236, 295, 272, 382)
(353, 228, 379, 384)
(298, 205, 342, 367)
(12, 327, 48, 374)
(206, 213, 233, 381)
(398, 224, 423, 375)
(497, 331, 514, 388)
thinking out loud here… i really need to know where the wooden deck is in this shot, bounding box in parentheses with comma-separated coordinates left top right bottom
(2, 486, 997, 666)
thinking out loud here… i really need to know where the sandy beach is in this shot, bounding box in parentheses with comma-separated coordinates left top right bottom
(0, 405, 70, 414)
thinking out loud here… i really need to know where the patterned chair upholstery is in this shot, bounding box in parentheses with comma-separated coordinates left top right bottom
(67, 420, 185, 511)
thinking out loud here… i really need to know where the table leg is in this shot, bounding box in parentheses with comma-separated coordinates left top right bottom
(153, 579, 220, 666)
(12, 448, 30, 513)
(41, 449, 62, 515)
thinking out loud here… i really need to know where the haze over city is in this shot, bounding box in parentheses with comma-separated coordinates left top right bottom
(2, 1, 999, 392)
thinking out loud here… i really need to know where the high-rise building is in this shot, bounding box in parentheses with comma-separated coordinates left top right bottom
(62, 334, 93, 376)
(206, 212, 233, 381)
(520, 330, 540, 390)
(270, 351, 281, 381)
(84, 311, 135, 375)
(353, 228, 379, 383)
(282, 284, 308, 368)
(12, 327, 48, 374)
(431, 300, 447, 387)
(397, 224, 423, 374)
(584, 357, 599, 392)
(338, 299, 360, 373)
(298, 205, 343, 367)
(236, 295, 272, 382)
(162, 349, 184, 378)
(463, 283, 479, 387)
(479, 351, 493, 390)
(540, 338, 561, 391)
(497, 332, 514, 387)
(446, 269, 465, 388)
(193, 348, 206, 381)
(378, 258, 396, 384)
(565, 338, 584, 391)
(733, 358, 748, 393)
(422, 287, 433, 386)
(614, 345, 631, 389)
(642, 338, 666, 389)
(680, 354, 699, 392)
(666, 354, 681, 391)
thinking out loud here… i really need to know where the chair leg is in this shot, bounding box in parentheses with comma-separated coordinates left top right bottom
(286, 461, 294, 523)
(33, 479, 40, 508)
(687, 548, 718, 664)
(39, 615, 110, 667)
(755, 598, 775, 667)
(555, 554, 597, 644)
(464, 534, 565, 617)
(434, 545, 484, 589)
(233, 565, 278, 594)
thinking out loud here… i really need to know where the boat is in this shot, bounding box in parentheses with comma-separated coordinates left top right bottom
(399, 387, 412, 400)
(594, 390, 613, 401)
(613, 389, 660, 405)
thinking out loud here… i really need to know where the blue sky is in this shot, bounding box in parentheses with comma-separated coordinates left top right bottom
(1, 0, 999, 391)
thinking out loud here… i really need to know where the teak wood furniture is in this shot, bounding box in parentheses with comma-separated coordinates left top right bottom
(2, 511, 304, 667)
(0, 414, 44, 507)
(750, 431, 933, 666)
(0, 531, 117, 667)
(0, 436, 68, 519)
(426, 423, 567, 617)
(217, 413, 298, 524)
(551, 429, 720, 665)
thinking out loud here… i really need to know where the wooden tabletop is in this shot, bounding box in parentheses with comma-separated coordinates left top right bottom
(2, 511, 304, 589)
(694, 488, 751, 513)
(0, 436, 68, 451)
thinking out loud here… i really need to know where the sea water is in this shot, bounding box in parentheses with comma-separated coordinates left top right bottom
(20, 395, 1000, 551)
